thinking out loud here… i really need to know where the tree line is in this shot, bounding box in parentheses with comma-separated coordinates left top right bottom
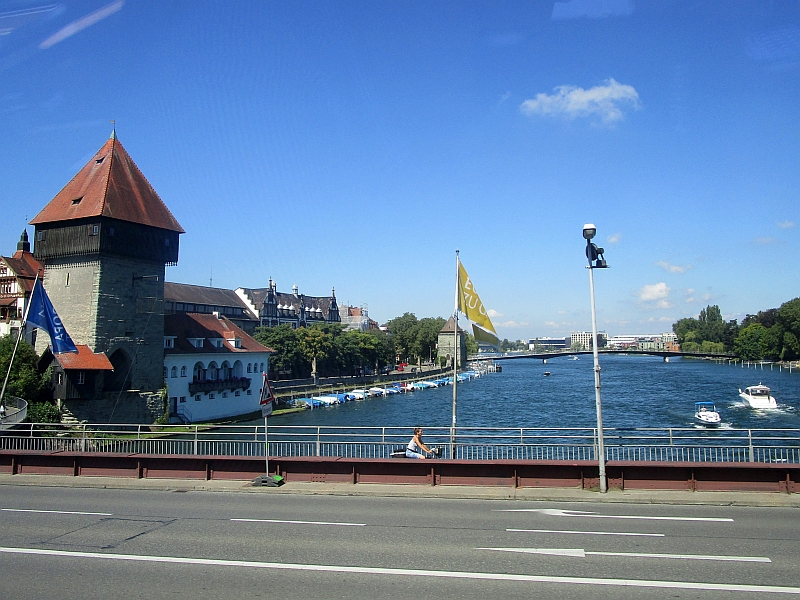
(673, 297, 800, 361)
(253, 312, 457, 380)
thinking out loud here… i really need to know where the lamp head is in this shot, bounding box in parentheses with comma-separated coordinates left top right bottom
(582, 224, 596, 240)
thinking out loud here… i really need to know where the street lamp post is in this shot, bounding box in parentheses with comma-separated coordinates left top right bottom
(583, 224, 609, 493)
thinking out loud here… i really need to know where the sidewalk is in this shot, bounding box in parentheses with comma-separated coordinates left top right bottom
(2, 473, 800, 507)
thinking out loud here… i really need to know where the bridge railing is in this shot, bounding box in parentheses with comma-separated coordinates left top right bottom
(1, 424, 799, 464)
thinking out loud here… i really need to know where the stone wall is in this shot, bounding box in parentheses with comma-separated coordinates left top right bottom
(61, 391, 165, 424)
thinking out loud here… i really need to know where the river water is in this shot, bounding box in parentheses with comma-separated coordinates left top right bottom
(252, 355, 800, 430)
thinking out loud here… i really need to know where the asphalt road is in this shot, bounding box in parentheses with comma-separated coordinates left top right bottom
(1, 485, 799, 599)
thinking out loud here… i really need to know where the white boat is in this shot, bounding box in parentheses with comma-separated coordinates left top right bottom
(694, 401, 721, 426)
(738, 384, 778, 409)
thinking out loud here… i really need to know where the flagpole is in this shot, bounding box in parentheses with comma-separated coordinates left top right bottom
(0, 273, 39, 407)
(451, 250, 459, 459)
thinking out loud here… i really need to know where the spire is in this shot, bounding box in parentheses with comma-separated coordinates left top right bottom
(17, 229, 30, 253)
(110, 119, 116, 139)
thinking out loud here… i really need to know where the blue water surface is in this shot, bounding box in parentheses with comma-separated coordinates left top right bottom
(253, 356, 800, 430)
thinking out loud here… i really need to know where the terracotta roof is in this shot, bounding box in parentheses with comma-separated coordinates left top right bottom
(55, 345, 114, 371)
(1, 251, 42, 295)
(164, 312, 273, 355)
(30, 135, 184, 233)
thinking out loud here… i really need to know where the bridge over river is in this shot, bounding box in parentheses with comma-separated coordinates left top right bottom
(474, 350, 733, 362)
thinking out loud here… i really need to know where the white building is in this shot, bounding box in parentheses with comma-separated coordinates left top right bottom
(0, 231, 41, 345)
(570, 331, 607, 350)
(164, 312, 273, 423)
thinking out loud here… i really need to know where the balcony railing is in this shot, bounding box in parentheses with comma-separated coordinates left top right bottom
(188, 376, 251, 395)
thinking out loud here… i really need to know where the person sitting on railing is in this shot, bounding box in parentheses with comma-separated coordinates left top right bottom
(406, 427, 433, 459)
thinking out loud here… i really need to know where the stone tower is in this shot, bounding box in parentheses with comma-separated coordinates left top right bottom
(29, 132, 184, 393)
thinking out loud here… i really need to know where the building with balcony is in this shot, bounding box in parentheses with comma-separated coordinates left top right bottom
(163, 311, 273, 423)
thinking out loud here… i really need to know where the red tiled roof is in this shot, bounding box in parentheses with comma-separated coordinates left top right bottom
(30, 135, 184, 233)
(55, 345, 114, 371)
(164, 312, 273, 354)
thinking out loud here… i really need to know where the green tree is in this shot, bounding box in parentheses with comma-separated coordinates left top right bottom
(776, 298, 800, 360)
(253, 325, 306, 379)
(386, 313, 419, 363)
(734, 323, 767, 361)
(298, 326, 331, 383)
(0, 335, 50, 402)
(465, 333, 478, 355)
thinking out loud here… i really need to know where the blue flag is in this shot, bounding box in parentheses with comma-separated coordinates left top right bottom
(26, 279, 78, 354)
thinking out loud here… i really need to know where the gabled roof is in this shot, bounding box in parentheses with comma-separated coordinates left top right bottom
(30, 134, 184, 233)
(164, 312, 273, 355)
(1, 250, 42, 295)
(242, 287, 336, 317)
(54, 345, 114, 371)
(164, 282, 254, 313)
(439, 316, 464, 334)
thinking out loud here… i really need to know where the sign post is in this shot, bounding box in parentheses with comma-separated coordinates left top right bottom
(256, 373, 283, 487)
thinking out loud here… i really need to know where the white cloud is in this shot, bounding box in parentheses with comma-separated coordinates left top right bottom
(487, 309, 504, 318)
(777, 220, 795, 229)
(499, 91, 512, 103)
(40, 1, 123, 49)
(607, 233, 621, 244)
(656, 260, 690, 274)
(520, 78, 640, 124)
(639, 282, 670, 302)
(755, 236, 776, 245)
(498, 320, 529, 328)
(552, 0, 633, 21)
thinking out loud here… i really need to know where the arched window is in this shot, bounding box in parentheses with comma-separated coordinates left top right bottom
(193, 362, 205, 382)
(180, 366, 187, 377)
(171, 366, 177, 378)
(208, 362, 218, 381)
(221, 361, 231, 381)
(247, 363, 252, 373)
(260, 362, 265, 373)
(233, 361, 243, 378)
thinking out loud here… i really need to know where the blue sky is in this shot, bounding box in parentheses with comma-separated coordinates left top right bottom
(2, 1, 798, 340)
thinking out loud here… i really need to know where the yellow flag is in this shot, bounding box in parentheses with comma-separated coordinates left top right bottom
(457, 261, 497, 335)
(472, 324, 499, 348)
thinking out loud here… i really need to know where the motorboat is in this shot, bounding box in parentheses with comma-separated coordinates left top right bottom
(739, 384, 778, 409)
(544, 371, 551, 376)
(694, 401, 721, 426)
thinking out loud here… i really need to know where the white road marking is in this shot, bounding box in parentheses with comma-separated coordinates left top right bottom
(0, 547, 793, 594)
(1, 508, 113, 516)
(507, 528, 664, 537)
(479, 548, 771, 563)
(497, 508, 733, 522)
(231, 518, 365, 527)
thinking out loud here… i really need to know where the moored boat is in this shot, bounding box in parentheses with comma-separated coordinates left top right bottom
(738, 384, 778, 409)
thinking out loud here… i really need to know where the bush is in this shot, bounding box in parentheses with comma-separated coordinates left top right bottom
(25, 402, 62, 423)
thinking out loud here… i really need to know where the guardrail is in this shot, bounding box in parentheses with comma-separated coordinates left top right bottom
(0, 397, 27, 430)
(1, 424, 798, 464)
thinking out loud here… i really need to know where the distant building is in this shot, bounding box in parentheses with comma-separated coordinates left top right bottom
(163, 312, 273, 423)
(570, 331, 608, 351)
(437, 317, 467, 368)
(236, 279, 340, 329)
(339, 305, 379, 331)
(607, 333, 679, 351)
(0, 230, 42, 345)
(528, 337, 569, 351)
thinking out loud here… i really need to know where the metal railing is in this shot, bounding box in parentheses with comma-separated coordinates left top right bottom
(0, 397, 27, 430)
(1, 424, 799, 464)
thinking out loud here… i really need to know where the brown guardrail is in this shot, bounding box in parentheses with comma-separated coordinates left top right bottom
(1, 450, 799, 493)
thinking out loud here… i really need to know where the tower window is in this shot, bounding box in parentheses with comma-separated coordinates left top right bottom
(89, 224, 99, 236)
(36, 231, 46, 241)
